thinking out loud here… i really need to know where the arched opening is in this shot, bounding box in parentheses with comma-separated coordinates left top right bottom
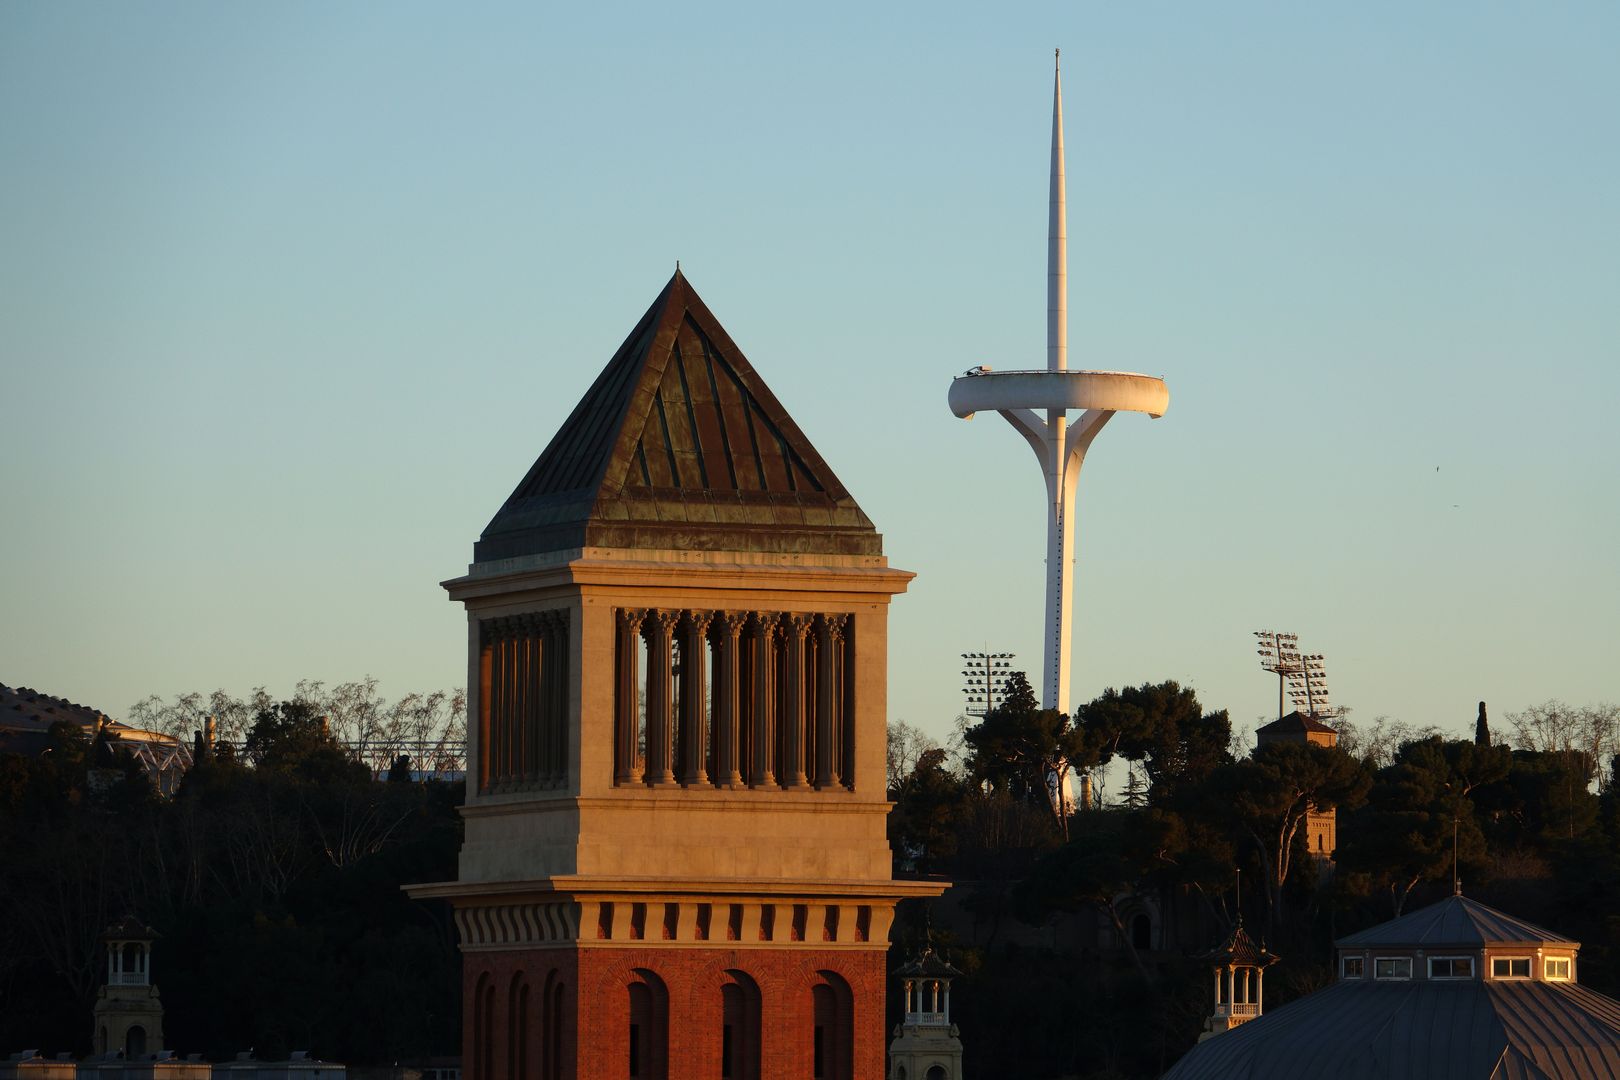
(811, 972, 853, 1080)
(1131, 913, 1152, 952)
(125, 1025, 146, 1058)
(507, 974, 530, 1080)
(98, 1027, 108, 1055)
(925, 1067, 947, 1080)
(628, 969, 668, 1080)
(720, 970, 761, 1080)
(472, 972, 493, 1080)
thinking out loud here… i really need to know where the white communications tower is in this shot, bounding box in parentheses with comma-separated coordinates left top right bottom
(947, 51, 1171, 717)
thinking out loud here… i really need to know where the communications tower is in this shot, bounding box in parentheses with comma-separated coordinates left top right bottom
(947, 52, 1171, 715)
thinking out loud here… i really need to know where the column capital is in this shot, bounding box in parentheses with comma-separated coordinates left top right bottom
(647, 608, 681, 634)
(718, 611, 749, 635)
(617, 607, 647, 633)
(784, 612, 815, 638)
(818, 612, 849, 641)
(683, 609, 714, 634)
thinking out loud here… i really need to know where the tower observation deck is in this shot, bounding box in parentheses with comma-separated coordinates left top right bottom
(947, 52, 1170, 716)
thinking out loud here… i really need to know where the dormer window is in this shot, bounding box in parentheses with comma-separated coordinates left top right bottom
(1492, 957, 1531, 979)
(1546, 958, 1572, 981)
(1374, 957, 1412, 980)
(1429, 957, 1473, 979)
(1340, 957, 1364, 979)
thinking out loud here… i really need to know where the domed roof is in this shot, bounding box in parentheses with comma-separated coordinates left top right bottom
(1336, 895, 1575, 950)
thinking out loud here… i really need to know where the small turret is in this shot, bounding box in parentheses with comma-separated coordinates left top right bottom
(888, 947, 964, 1080)
(1196, 919, 1280, 1041)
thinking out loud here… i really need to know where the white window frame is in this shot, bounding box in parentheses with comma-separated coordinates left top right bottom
(1374, 956, 1413, 981)
(1428, 956, 1474, 979)
(1492, 956, 1532, 979)
(1340, 956, 1365, 979)
(1545, 957, 1572, 981)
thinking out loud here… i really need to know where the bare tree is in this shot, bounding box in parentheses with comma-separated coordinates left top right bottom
(886, 720, 939, 792)
(1507, 701, 1620, 791)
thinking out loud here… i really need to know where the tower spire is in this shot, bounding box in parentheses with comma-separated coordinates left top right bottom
(1048, 48, 1066, 373)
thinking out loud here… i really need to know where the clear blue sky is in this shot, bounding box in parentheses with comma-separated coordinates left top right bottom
(3, 1, 1616, 747)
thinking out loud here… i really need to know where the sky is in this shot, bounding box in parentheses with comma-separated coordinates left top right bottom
(3, 1, 1617, 752)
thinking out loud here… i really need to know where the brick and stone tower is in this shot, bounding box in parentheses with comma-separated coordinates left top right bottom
(1254, 711, 1340, 859)
(411, 271, 944, 1080)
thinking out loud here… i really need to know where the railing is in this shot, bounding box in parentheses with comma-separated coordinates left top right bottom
(1226, 1003, 1259, 1016)
(111, 972, 148, 986)
(905, 1012, 949, 1026)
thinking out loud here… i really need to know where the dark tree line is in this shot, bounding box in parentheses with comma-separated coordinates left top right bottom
(887, 677, 1620, 1080)
(0, 699, 463, 1062)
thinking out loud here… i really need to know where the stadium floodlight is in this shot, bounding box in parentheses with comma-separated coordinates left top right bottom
(961, 651, 1018, 718)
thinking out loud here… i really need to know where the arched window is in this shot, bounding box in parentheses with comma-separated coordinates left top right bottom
(539, 971, 563, 1080)
(720, 970, 761, 1080)
(471, 973, 494, 1080)
(925, 1067, 947, 1080)
(508, 974, 530, 1080)
(125, 1025, 147, 1058)
(1132, 913, 1152, 952)
(628, 969, 668, 1080)
(811, 972, 853, 1080)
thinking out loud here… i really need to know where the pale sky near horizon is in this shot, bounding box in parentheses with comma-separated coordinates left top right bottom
(3, 2, 1616, 752)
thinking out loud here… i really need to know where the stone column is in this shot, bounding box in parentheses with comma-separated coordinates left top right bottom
(679, 610, 713, 787)
(748, 613, 779, 788)
(814, 614, 846, 788)
(477, 625, 494, 793)
(780, 614, 813, 790)
(548, 609, 568, 786)
(490, 621, 509, 788)
(644, 610, 680, 787)
(615, 609, 646, 785)
(517, 614, 535, 783)
(713, 612, 747, 788)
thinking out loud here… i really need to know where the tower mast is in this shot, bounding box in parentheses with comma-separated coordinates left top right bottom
(947, 53, 1171, 716)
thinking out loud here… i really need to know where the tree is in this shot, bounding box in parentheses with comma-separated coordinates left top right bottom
(888, 748, 966, 873)
(243, 700, 370, 786)
(1073, 681, 1232, 804)
(886, 720, 939, 794)
(961, 673, 1096, 836)
(1476, 702, 1491, 747)
(1207, 741, 1371, 927)
(1339, 736, 1510, 915)
(1014, 809, 1184, 983)
(1507, 701, 1620, 792)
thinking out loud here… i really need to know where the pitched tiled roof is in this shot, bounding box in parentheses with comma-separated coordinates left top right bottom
(1255, 711, 1339, 739)
(475, 271, 880, 562)
(895, 948, 963, 979)
(1336, 895, 1576, 949)
(1197, 921, 1281, 969)
(1161, 979, 1620, 1080)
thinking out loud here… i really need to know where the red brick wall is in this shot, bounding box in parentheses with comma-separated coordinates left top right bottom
(463, 946, 887, 1080)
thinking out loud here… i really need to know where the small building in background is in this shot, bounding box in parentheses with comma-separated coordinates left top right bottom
(92, 918, 163, 1059)
(1254, 711, 1341, 859)
(1163, 892, 1620, 1078)
(1194, 919, 1279, 1041)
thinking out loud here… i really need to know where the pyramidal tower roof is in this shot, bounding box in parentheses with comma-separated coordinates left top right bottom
(475, 271, 880, 563)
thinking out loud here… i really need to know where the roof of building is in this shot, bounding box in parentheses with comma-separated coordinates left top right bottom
(1161, 979, 1620, 1080)
(102, 914, 158, 941)
(895, 948, 963, 979)
(474, 271, 880, 563)
(1336, 895, 1577, 950)
(1, 682, 191, 779)
(1255, 711, 1340, 739)
(1198, 921, 1281, 969)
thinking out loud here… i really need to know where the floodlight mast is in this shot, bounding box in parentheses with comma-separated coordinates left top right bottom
(946, 51, 1170, 716)
(961, 651, 1017, 718)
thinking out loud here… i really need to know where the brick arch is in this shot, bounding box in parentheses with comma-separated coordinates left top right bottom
(469, 970, 495, 1080)
(810, 970, 854, 1080)
(506, 971, 531, 1080)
